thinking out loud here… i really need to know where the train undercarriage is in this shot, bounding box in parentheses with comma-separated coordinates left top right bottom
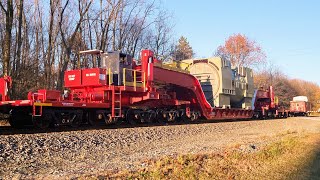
(7, 106, 201, 129)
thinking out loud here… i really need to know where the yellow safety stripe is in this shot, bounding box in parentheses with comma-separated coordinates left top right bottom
(34, 102, 52, 106)
(125, 82, 144, 87)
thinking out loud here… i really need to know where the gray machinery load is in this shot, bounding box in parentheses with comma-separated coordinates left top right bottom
(179, 57, 254, 109)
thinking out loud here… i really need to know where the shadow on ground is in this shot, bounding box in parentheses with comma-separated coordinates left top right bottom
(289, 137, 320, 180)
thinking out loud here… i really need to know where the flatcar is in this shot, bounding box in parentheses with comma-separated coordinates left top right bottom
(0, 49, 282, 129)
(252, 86, 288, 119)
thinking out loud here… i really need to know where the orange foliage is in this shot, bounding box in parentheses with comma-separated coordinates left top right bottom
(290, 79, 320, 110)
(254, 70, 298, 108)
(254, 70, 320, 110)
(216, 34, 266, 67)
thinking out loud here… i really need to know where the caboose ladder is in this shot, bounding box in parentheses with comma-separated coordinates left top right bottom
(112, 86, 122, 118)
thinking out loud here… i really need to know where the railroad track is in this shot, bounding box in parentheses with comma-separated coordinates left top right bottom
(0, 118, 257, 136)
(1, 117, 319, 179)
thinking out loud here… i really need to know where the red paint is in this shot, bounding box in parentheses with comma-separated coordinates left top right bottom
(64, 70, 82, 87)
(290, 101, 311, 114)
(81, 68, 106, 86)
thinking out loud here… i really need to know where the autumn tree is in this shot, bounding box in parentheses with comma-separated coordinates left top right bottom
(173, 36, 194, 61)
(254, 63, 320, 110)
(255, 70, 298, 108)
(290, 79, 320, 110)
(215, 33, 266, 68)
(254, 64, 298, 108)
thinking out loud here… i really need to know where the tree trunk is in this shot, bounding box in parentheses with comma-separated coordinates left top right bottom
(15, 0, 23, 76)
(1, 0, 14, 76)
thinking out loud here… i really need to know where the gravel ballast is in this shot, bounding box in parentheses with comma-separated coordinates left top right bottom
(1, 117, 320, 179)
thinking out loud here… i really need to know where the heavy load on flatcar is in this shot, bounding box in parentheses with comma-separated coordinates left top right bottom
(0, 49, 286, 129)
(176, 57, 254, 109)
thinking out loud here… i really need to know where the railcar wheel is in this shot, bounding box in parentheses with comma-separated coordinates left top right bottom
(252, 113, 259, 120)
(9, 109, 29, 128)
(182, 114, 191, 123)
(149, 110, 157, 123)
(156, 109, 165, 124)
(88, 111, 103, 126)
(126, 109, 137, 125)
(70, 111, 83, 128)
(104, 113, 113, 125)
(32, 113, 52, 129)
(145, 110, 156, 123)
(9, 117, 24, 128)
(115, 117, 124, 125)
(105, 114, 121, 125)
(9, 111, 24, 129)
(166, 109, 178, 122)
(190, 111, 198, 121)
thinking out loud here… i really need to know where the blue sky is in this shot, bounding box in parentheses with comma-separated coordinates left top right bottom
(162, 0, 320, 84)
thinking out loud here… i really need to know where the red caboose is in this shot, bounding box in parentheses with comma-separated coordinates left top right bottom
(289, 96, 311, 116)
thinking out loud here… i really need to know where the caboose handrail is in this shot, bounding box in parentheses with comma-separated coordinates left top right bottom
(108, 68, 113, 86)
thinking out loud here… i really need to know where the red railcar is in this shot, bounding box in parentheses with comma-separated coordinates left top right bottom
(0, 49, 255, 129)
(289, 101, 311, 116)
(252, 86, 288, 119)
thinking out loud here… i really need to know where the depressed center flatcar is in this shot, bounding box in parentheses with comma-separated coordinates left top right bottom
(0, 49, 284, 129)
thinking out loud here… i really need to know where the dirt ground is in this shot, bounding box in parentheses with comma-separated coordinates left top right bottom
(0, 117, 320, 179)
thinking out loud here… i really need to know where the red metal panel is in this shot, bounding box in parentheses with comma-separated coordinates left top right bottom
(50, 101, 111, 108)
(153, 66, 213, 119)
(269, 86, 275, 108)
(0, 78, 6, 101)
(290, 101, 310, 113)
(256, 91, 268, 98)
(141, 50, 154, 85)
(82, 68, 106, 86)
(0, 76, 11, 101)
(64, 70, 82, 87)
(6, 100, 32, 106)
(37, 89, 61, 102)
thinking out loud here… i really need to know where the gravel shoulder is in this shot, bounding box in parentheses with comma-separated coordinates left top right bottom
(1, 117, 320, 179)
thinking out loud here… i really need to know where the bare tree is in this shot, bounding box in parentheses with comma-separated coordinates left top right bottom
(0, 0, 175, 95)
(45, 0, 59, 88)
(0, 0, 14, 76)
(14, 0, 23, 75)
(145, 10, 174, 60)
(58, 0, 93, 88)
